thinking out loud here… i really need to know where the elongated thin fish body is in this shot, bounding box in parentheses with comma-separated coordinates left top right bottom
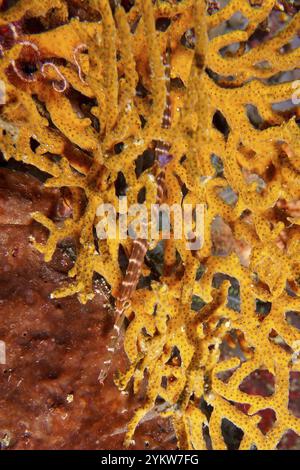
(98, 303, 128, 384)
(98, 47, 172, 384)
(153, 45, 172, 208)
(156, 46, 172, 168)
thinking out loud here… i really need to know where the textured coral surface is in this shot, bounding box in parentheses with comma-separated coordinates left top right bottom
(0, 0, 300, 450)
(0, 168, 176, 450)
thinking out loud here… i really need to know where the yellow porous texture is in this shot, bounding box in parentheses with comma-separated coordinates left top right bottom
(0, 0, 300, 449)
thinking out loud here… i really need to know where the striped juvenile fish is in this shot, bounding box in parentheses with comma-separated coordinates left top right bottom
(98, 46, 172, 384)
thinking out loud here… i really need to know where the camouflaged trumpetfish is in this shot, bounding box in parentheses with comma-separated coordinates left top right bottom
(0, 0, 300, 450)
(98, 43, 173, 384)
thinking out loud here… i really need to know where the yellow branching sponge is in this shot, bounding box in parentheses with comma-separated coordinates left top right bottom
(0, 0, 300, 449)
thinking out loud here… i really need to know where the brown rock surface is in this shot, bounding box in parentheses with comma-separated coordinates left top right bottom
(0, 168, 176, 450)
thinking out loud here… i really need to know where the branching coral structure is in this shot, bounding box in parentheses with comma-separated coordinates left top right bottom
(0, 0, 300, 450)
